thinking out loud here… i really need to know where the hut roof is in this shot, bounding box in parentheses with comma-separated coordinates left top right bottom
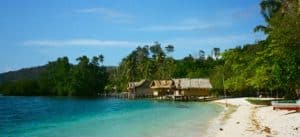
(150, 80, 174, 89)
(127, 79, 148, 89)
(173, 78, 212, 89)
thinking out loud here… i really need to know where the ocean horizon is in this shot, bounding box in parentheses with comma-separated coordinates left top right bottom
(0, 96, 223, 137)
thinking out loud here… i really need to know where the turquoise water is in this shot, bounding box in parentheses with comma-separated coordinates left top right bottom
(0, 96, 223, 137)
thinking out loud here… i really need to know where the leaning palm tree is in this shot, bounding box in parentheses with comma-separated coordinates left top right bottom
(254, 0, 282, 34)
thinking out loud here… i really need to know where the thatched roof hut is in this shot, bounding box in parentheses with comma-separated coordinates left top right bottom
(150, 80, 175, 96)
(127, 79, 152, 98)
(150, 80, 175, 89)
(173, 78, 212, 96)
(127, 79, 148, 90)
(173, 78, 212, 89)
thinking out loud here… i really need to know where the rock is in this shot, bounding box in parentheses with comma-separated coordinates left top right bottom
(236, 121, 240, 124)
(219, 128, 223, 131)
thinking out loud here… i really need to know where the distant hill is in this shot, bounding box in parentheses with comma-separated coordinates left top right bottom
(0, 66, 46, 84)
(0, 65, 117, 84)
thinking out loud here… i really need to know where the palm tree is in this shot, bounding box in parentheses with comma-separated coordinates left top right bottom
(199, 50, 205, 60)
(254, 0, 282, 33)
(76, 56, 89, 66)
(91, 56, 99, 66)
(99, 54, 104, 66)
(165, 45, 174, 57)
(150, 42, 165, 62)
(212, 47, 220, 60)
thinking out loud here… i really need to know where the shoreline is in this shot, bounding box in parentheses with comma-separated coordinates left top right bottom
(206, 98, 300, 137)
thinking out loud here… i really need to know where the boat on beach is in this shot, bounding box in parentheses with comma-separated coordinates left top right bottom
(271, 100, 300, 111)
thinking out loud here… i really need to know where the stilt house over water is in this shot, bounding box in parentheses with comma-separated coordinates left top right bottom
(127, 78, 212, 99)
(173, 78, 212, 97)
(127, 79, 152, 98)
(149, 80, 175, 96)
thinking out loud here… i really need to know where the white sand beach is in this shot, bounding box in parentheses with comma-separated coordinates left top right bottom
(207, 98, 300, 137)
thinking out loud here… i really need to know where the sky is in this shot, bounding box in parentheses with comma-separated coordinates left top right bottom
(0, 0, 266, 73)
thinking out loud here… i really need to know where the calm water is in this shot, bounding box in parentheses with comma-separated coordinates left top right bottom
(0, 96, 223, 137)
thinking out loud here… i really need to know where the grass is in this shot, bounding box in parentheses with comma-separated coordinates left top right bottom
(247, 98, 298, 106)
(246, 98, 274, 106)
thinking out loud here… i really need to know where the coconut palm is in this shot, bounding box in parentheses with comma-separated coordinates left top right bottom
(165, 45, 174, 57)
(254, 0, 282, 33)
(213, 47, 220, 60)
(99, 54, 104, 66)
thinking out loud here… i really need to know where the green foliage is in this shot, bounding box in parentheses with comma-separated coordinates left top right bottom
(0, 66, 45, 83)
(212, 47, 221, 60)
(70, 56, 109, 96)
(0, 55, 109, 96)
(212, 0, 300, 99)
(254, 0, 283, 33)
(0, 79, 40, 96)
(41, 57, 72, 95)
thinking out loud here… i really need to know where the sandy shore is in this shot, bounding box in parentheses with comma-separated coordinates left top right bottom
(206, 98, 300, 137)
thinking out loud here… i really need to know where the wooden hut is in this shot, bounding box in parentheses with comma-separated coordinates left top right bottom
(127, 79, 152, 98)
(173, 78, 212, 97)
(150, 80, 175, 96)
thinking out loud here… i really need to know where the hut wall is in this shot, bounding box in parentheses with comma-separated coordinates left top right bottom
(182, 88, 209, 96)
(135, 87, 152, 97)
(152, 89, 170, 96)
(134, 81, 152, 97)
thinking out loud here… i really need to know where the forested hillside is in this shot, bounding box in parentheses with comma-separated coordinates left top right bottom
(0, 56, 109, 96)
(0, 66, 46, 84)
(210, 0, 300, 99)
(0, 66, 116, 84)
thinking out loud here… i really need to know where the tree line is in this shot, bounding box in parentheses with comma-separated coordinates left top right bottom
(0, 55, 109, 96)
(107, 42, 222, 92)
(210, 0, 300, 99)
(1, 0, 299, 99)
(0, 44, 221, 96)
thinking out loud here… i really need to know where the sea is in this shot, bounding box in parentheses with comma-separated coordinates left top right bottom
(0, 96, 223, 137)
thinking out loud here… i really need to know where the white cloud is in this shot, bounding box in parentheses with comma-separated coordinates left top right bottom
(22, 33, 265, 50)
(23, 39, 142, 47)
(131, 18, 231, 31)
(76, 7, 135, 23)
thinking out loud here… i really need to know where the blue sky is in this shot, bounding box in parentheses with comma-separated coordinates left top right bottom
(0, 0, 266, 73)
